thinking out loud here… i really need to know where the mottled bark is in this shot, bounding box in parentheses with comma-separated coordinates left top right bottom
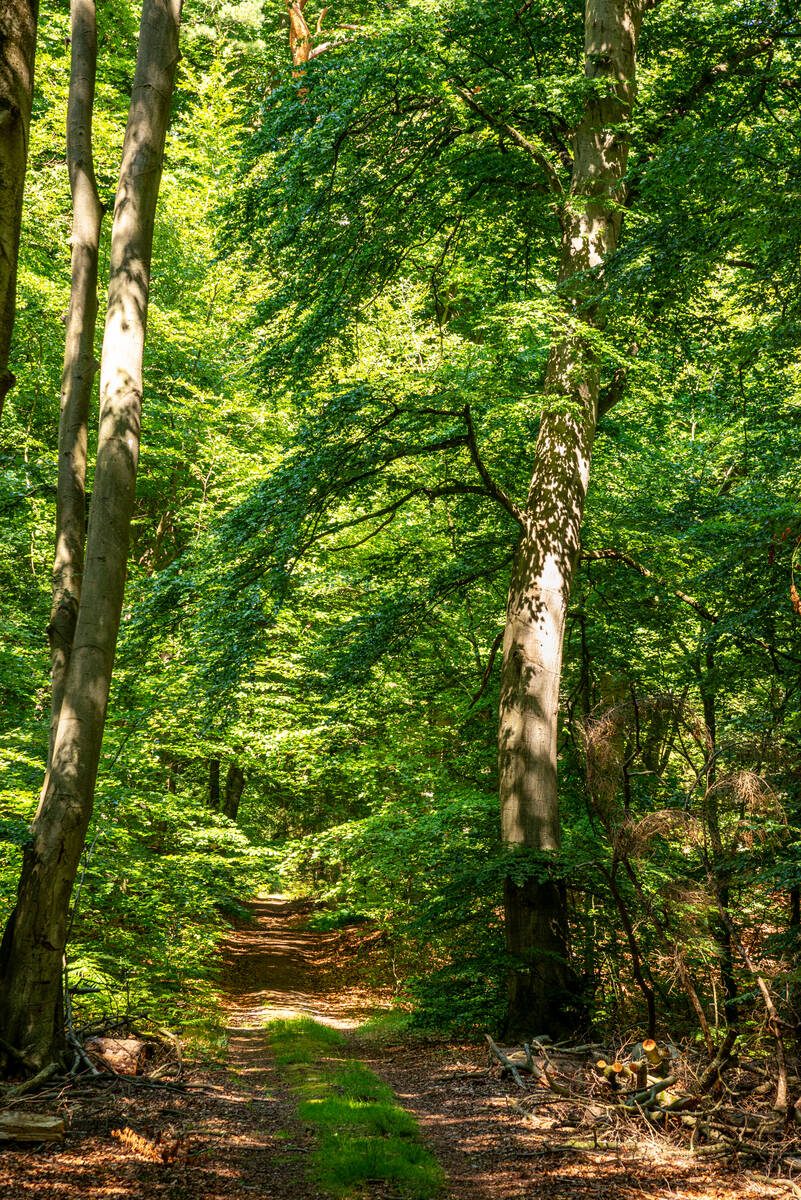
(0, 0, 182, 1073)
(0, 0, 38, 420)
(285, 1, 352, 77)
(499, 0, 645, 1036)
(47, 0, 103, 765)
(221, 764, 244, 821)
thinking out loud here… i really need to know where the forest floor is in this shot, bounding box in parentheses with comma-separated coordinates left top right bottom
(0, 894, 794, 1199)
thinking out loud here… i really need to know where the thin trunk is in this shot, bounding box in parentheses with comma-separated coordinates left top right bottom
(209, 758, 220, 809)
(0, 0, 38, 419)
(221, 763, 244, 821)
(499, 0, 644, 1036)
(0, 0, 182, 1074)
(701, 641, 737, 1023)
(47, 0, 103, 765)
(674, 945, 715, 1057)
(606, 864, 656, 1038)
(715, 895, 788, 1111)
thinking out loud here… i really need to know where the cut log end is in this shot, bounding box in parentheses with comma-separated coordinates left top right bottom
(84, 1037, 147, 1075)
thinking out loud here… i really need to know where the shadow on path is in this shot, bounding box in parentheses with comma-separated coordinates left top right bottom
(220, 892, 381, 1032)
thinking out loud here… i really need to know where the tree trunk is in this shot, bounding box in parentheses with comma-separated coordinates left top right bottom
(0, 0, 38, 420)
(0, 0, 182, 1074)
(499, 0, 644, 1037)
(47, 0, 103, 766)
(286, 0, 312, 68)
(221, 764, 244, 821)
(700, 641, 737, 1023)
(209, 758, 220, 809)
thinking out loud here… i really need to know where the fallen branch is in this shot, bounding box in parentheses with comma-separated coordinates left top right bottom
(2, 1062, 60, 1100)
(620, 1073, 677, 1111)
(486, 1034, 527, 1089)
(486, 1035, 571, 1096)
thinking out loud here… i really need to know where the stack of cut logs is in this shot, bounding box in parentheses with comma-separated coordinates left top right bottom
(486, 1030, 730, 1118)
(593, 1038, 678, 1111)
(485, 1029, 801, 1163)
(482, 1032, 695, 1113)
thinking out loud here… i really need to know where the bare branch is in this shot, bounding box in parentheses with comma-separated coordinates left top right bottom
(308, 36, 359, 59)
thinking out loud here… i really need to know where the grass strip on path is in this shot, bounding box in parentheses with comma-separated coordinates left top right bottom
(265, 1017, 444, 1199)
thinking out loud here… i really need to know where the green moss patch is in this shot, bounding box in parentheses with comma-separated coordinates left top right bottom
(265, 1017, 444, 1199)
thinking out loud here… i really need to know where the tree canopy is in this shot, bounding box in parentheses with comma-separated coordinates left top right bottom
(1, 0, 800, 1082)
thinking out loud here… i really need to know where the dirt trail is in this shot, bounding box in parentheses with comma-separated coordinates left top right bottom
(0, 894, 768, 1199)
(222, 896, 757, 1200)
(221, 893, 380, 1029)
(0, 894, 375, 1200)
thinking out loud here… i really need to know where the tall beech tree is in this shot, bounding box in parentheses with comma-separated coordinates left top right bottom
(231, 0, 658, 1032)
(495, 0, 650, 1033)
(48, 0, 104, 765)
(0, 0, 182, 1072)
(0, 0, 38, 421)
(224, 0, 801, 1032)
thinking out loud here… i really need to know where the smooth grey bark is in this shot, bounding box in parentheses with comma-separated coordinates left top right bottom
(221, 764, 244, 821)
(47, 0, 104, 765)
(499, 0, 646, 1036)
(0, 0, 38, 420)
(0, 0, 182, 1073)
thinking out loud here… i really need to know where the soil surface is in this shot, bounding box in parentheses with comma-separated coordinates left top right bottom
(0, 894, 792, 1199)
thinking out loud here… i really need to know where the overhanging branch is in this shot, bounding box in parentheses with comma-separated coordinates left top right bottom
(463, 405, 527, 528)
(582, 548, 716, 621)
(582, 548, 801, 664)
(450, 84, 564, 197)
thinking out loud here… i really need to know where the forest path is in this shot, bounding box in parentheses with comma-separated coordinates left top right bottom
(220, 892, 379, 1030)
(220, 896, 759, 1200)
(0, 895, 765, 1200)
(0, 894, 380, 1200)
(220, 897, 777, 1195)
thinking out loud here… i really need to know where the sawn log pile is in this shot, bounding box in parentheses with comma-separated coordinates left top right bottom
(486, 1032, 801, 1168)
